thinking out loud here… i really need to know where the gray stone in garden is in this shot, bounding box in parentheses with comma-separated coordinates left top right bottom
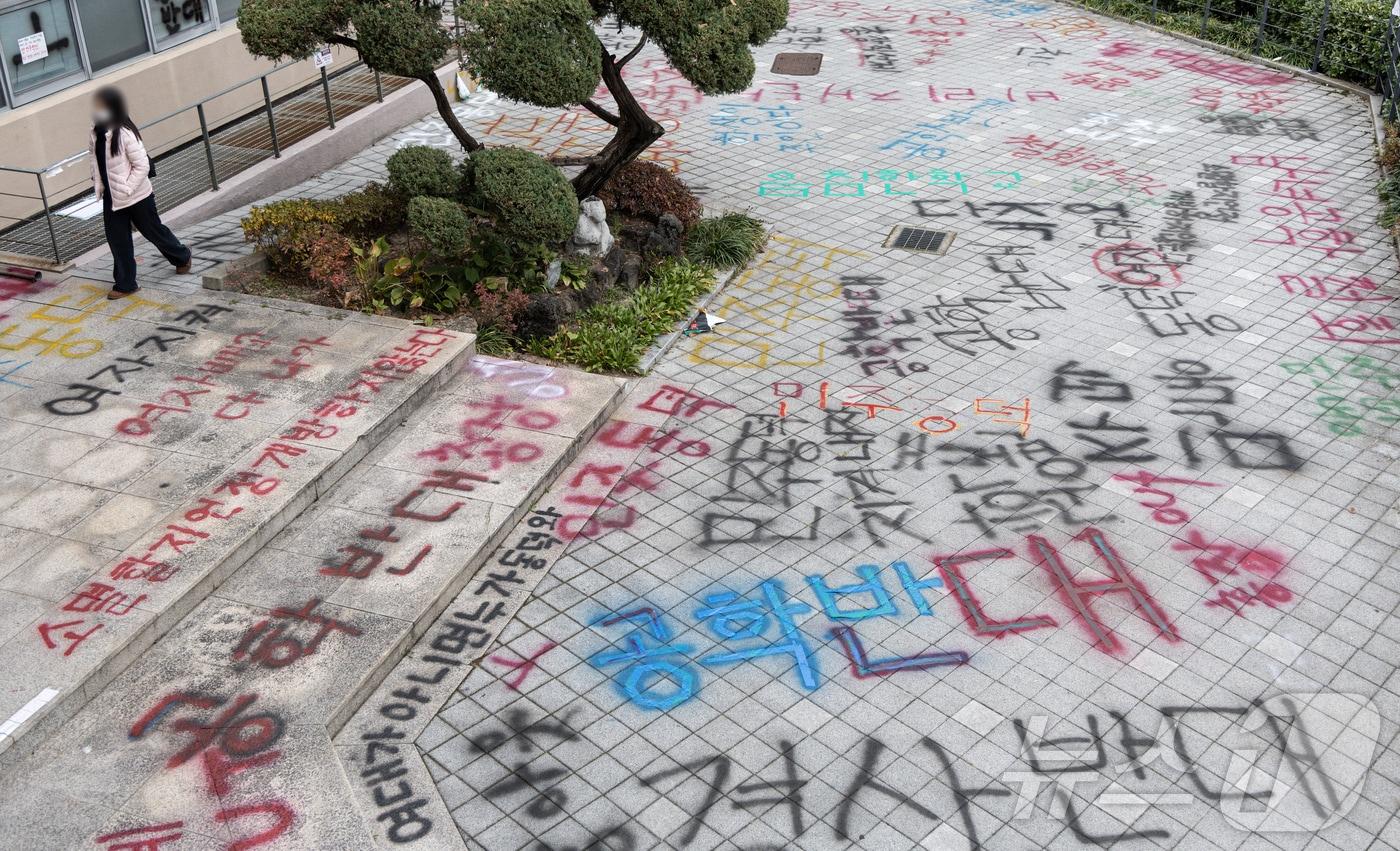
(620, 249, 642, 291)
(516, 292, 574, 339)
(643, 212, 684, 258)
(567, 196, 614, 257)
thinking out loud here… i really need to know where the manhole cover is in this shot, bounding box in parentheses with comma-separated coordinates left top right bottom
(884, 225, 955, 255)
(771, 52, 823, 75)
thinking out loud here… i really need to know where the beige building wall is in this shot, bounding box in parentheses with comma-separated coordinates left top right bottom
(0, 27, 352, 227)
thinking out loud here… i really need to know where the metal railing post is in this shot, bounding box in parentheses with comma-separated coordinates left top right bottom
(1200, 0, 1212, 38)
(35, 172, 61, 264)
(320, 67, 336, 129)
(1150, 0, 1158, 26)
(1254, 0, 1269, 54)
(1388, 19, 1400, 121)
(1383, 19, 1394, 121)
(1310, 0, 1331, 72)
(261, 75, 281, 158)
(374, 69, 384, 102)
(196, 103, 219, 190)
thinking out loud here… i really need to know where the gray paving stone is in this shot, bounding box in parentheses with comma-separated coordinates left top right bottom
(344, 6, 1400, 851)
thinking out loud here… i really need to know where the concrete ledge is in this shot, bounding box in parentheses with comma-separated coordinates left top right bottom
(202, 249, 268, 291)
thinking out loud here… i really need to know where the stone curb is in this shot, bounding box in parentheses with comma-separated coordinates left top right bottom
(201, 250, 269, 291)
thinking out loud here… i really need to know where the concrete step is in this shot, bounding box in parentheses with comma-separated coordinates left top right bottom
(0, 350, 626, 849)
(0, 273, 475, 768)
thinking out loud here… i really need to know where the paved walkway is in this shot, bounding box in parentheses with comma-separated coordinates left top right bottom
(409, 4, 1400, 851)
(1, 0, 1398, 849)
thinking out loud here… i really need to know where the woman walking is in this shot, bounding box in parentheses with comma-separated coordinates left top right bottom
(88, 87, 191, 299)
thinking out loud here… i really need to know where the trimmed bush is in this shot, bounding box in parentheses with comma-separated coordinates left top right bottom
(331, 182, 407, 240)
(457, 0, 601, 108)
(386, 145, 459, 199)
(349, 1, 452, 78)
(469, 147, 579, 245)
(329, 180, 408, 240)
(407, 196, 471, 259)
(241, 198, 340, 273)
(597, 161, 702, 228)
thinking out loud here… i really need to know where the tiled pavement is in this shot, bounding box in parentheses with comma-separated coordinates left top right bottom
(398, 3, 1398, 851)
(7, 0, 1399, 849)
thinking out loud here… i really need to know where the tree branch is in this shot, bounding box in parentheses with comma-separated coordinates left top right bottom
(581, 98, 621, 127)
(327, 34, 360, 51)
(418, 72, 483, 152)
(618, 36, 648, 67)
(549, 155, 598, 166)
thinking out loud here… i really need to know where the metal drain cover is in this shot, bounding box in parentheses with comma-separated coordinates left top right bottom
(771, 52, 823, 75)
(884, 225, 954, 255)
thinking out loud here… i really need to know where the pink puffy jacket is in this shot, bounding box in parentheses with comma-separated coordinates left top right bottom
(88, 126, 154, 211)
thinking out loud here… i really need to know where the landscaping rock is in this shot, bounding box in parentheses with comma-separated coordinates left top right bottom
(516, 291, 575, 339)
(644, 212, 684, 258)
(621, 250, 643, 291)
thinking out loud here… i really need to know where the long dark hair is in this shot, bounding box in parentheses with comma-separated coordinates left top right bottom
(95, 87, 141, 156)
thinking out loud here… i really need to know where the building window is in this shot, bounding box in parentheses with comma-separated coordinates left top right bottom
(147, 0, 213, 49)
(1, 0, 83, 95)
(75, 0, 147, 71)
(0, 0, 238, 109)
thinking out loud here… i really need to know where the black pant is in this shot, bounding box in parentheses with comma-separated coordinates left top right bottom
(104, 194, 190, 293)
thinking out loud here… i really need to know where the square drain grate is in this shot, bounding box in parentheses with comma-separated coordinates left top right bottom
(771, 52, 823, 75)
(884, 225, 954, 255)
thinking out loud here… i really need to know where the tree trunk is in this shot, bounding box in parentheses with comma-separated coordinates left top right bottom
(571, 46, 663, 198)
(418, 71, 482, 152)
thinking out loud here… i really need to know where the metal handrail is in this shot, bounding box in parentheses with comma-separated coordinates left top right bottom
(0, 56, 360, 177)
(0, 54, 388, 264)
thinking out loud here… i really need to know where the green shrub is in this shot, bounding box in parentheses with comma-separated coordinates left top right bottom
(1071, 0, 1386, 86)
(527, 258, 715, 373)
(1380, 124, 1400, 173)
(457, 0, 601, 108)
(407, 196, 471, 259)
(474, 323, 517, 356)
(353, 237, 463, 314)
(332, 182, 407, 240)
(471, 280, 532, 335)
(1297, 0, 1385, 83)
(1380, 171, 1400, 235)
(386, 145, 459, 199)
(240, 198, 340, 273)
(686, 213, 766, 268)
(306, 229, 356, 305)
(469, 147, 580, 246)
(596, 161, 702, 227)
